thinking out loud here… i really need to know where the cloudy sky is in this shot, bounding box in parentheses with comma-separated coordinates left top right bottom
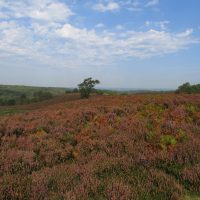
(0, 0, 200, 89)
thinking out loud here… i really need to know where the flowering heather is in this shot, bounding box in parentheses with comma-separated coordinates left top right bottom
(0, 94, 200, 199)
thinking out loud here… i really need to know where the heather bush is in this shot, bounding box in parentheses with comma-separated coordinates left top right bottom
(106, 180, 136, 200)
(0, 149, 36, 175)
(169, 139, 200, 165)
(145, 169, 183, 200)
(31, 165, 79, 199)
(60, 132, 77, 146)
(181, 164, 200, 193)
(0, 175, 32, 200)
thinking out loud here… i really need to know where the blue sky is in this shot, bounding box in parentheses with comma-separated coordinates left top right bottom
(0, 0, 200, 89)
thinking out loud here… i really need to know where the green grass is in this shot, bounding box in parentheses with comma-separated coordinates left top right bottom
(185, 191, 200, 200)
(0, 107, 28, 116)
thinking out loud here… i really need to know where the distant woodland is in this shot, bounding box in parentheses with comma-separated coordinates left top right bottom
(176, 82, 200, 94)
(0, 85, 67, 106)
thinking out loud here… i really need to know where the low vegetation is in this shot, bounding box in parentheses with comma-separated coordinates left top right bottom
(0, 93, 200, 199)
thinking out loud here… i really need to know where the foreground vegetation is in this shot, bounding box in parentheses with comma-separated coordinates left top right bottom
(0, 93, 200, 199)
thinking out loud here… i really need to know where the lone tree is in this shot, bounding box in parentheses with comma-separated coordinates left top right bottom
(78, 77, 100, 98)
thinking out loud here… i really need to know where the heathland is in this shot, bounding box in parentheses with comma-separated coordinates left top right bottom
(0, 92, 200, 200)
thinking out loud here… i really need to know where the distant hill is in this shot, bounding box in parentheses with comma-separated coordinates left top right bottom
(98, 87, 174, 95)
(0, 85, 71, 106)
(0, 85, 69, 95)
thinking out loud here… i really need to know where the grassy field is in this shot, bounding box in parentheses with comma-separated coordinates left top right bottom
(0, 93, 200, 199)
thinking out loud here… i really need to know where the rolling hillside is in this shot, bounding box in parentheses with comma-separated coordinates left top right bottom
(0, 85, 71, 106)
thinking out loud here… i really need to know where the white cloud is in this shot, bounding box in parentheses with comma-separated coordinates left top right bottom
(0, 18, 198, 68)
(119, 0, 159, 11)
(95, 23, 105, 28)
(0, 0, 198, 68)
(55, 24, 112, 45)
(177, 29, 193, 37)
(0, 12, 9, 19)
(145, 21, 170, 30)
(120, 0, 142, 11)
(0, 24, 38, 57)
(0, 21, 18, 30)
(145, 0, 159, 7)
(116, 25, 124, 30)
(158, 21, 170, 30)
(145, 21, 151, 26)
(0, 0, 74, 22)
(55, 24, 198, 62)
(31, 22, 62, 36)
(93, 1, 120, 12)
(29, 3, 73, 22)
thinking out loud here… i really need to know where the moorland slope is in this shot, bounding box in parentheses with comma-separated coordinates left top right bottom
(0, 94, 200, 200)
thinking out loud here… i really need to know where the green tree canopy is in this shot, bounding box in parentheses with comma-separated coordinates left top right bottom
(176, 82, 200, 94)
(78, 77, 100, 98)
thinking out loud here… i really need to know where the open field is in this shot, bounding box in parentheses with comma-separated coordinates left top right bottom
(0, 94, 200, 200)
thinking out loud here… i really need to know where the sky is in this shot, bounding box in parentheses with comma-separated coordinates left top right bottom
(0, 0, 200, 89)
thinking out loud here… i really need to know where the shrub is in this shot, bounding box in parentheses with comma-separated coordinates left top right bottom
(60, 132, 77, 146)
(0, 175, 32, 200)
(159, 135, 177, 149)
(7, 98, 16, 105)
(181, 164, 200, 193)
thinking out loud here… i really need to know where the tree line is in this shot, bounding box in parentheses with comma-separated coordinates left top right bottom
(0, 90, 53, 106)
(176, 82, 200, 94)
